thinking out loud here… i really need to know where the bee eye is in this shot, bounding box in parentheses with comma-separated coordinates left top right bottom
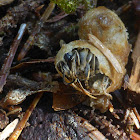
(64, 52, 72, 62)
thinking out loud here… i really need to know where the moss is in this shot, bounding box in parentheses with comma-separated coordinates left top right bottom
(51, 0, 96, 13)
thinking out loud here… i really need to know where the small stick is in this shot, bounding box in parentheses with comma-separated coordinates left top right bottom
(0, 23, 26, 93)
(40, 2, 55, 22)
(8, 92, 43, 140)
(131, 132, 140, 140)
(0, 0, 15, 6)
(7, 108, 22, 116)
(17, 2, 55, 61)
(81, 118, 107, 140)
(128, 56, 140, 93)
(116, 2, 132, 15)
(133, 107, 140, 123)
(128, 30, 140, 93)
(0, 119, 19, 140)
(88, 34, 123, 74)
(46, 12, 68, 23)
(129, 110, 140, 129)
(11, 57, 55, 71)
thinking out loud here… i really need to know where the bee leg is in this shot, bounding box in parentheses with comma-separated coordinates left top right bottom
(76, 79, 97, 99)
(104, 91, 112, 99)
(79, 49, 89, 71)
(101, 76, 112, 99)
(95, 57, 100, 74)
(85, 52, 93, 88)
(63, 70, 76, 85)
(75, 50, 80, 66)
(90, 55, 96, 76)
(71, 50, 79, 79)
(60, 63, 74, 85)
(85, 63, 90, 88)
(62, 50, 80, 85)
(102, 76, 109, 90)
(87, 52, 93, 63)
(60, 62, 70, 76)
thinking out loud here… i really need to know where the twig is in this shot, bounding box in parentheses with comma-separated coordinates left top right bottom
(0, 0, 15, 6)
(131, 132, 140, 140)
(132, 30, 140, 63)
(11, 57, 55, 71)
(81, 118, 108, 140)
(116, 1, 132, 15)
(35, 5, 44, 17)
(133, 107, 140, 124)
(17, 2, 55, 61)
(40, 2, 55, 22)
(7, 108, 22, 116)
(8, 92, 43, 140)
(128, 56, 140, 93)
(129, 110, 140, 129)
(0, 23, 26, 93)
(0, 119, 19, 140)
(46, 12, 68, 23)
(128, 31, 140, 93)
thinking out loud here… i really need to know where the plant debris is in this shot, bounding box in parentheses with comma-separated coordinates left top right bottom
(0, 118, 18, 140)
